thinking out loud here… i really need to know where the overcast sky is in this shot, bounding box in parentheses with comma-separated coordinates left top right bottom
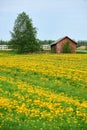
(0, 0, 87, 41)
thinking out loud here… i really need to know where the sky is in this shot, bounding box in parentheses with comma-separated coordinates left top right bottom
(0, 0, 87, 41)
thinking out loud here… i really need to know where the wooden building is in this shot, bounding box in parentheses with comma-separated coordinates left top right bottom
(51, 36, 77, 53)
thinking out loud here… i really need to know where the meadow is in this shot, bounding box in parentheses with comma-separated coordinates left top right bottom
(0, 51, 87, 130)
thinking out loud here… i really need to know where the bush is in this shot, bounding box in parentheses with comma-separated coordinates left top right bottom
(61, 41, 73, 53)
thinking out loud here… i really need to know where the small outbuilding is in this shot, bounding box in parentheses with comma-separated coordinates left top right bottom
(0, 45, 8, 50)
(51, 36, 77, 53)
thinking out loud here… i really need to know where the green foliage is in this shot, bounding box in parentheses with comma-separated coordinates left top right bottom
(77, 40, 87, 47)
(0, 40, 8, 45)
(10, 12, 40, 53)
(61, 41, 73, 53)
(38, 39, 55, 45)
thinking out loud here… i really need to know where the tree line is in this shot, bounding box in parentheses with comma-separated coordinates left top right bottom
(0, 39, 54, 46)
(0, 40, 8, 45)
(76, 41, 87, 47)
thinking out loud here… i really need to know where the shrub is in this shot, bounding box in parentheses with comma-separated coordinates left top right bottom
(61, 41, 73, 53)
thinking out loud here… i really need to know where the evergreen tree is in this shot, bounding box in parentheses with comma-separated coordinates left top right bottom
(10, 12, 40, 53)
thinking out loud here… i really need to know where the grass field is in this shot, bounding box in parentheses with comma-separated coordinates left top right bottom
(0, 51, 87, 130)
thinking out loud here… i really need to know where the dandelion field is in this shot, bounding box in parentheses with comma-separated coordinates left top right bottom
(0, 52, 87, 130)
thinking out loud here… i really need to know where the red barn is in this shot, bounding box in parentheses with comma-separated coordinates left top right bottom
(51, 36, 77, 53)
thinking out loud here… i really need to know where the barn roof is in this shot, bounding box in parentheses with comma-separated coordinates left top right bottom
(51, 36, 77, 46)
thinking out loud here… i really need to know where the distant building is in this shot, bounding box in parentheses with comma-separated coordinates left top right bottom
(77, 46, 86, 50)
(51, 36, 77, 53)
(0, 45, 8, 50)
(41, 44, 51, 51)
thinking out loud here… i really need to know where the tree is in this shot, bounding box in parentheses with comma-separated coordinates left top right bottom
(61, 41, 73, 53)
(10, 12, 40, 53)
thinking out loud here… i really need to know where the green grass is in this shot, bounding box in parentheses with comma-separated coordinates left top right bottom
(76, 50, 87, 54)
(0, 52, 87, 130)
